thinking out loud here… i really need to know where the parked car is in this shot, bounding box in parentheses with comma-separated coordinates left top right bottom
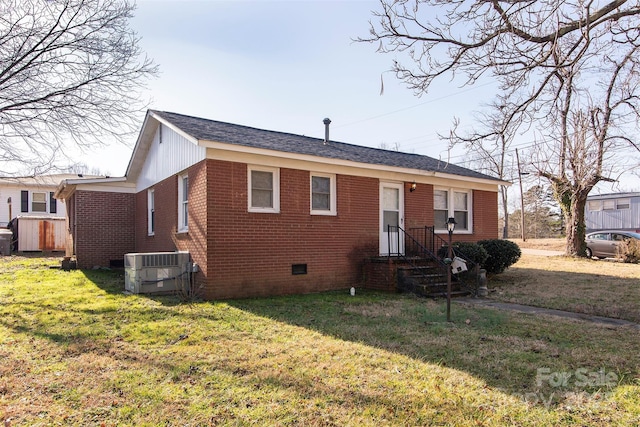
(585, 230, 640, 259)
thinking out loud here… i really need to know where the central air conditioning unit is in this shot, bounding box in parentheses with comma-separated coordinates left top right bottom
(124, 251, 191, 294)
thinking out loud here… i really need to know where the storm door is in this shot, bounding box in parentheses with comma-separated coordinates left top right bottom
(379, 182, 404, 255)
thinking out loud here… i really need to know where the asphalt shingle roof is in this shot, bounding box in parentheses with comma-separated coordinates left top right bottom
(152, 110, 501, 182)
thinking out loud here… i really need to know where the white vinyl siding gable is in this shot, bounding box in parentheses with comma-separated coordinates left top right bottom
(137, 124, 205, 192)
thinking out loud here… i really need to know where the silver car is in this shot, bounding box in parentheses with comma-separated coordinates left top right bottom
(585, 230, 640, 259)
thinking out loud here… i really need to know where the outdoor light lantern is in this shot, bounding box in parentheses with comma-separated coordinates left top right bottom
(446, 217, 456, 321)
(446, 217, 457, 233)
(410, 181, 417, 192)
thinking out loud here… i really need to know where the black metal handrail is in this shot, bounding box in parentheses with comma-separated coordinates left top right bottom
(387, 225, 447, 278)
(387, 225, 479, 295)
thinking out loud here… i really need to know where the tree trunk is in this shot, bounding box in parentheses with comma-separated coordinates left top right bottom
(552, 180, 589, 257)
(563, 196, 588, 257)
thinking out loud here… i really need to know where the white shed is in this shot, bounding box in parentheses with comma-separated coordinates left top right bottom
(12, 216, 66, 252)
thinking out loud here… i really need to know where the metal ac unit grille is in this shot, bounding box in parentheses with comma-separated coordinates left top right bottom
(142, 253, 181, 268)
(124, 252, 191, 294)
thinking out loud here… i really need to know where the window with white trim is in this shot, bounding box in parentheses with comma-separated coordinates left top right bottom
(434, 188, 472, 232)
(603, 199, 615, 210)
(248, 166, 280, 213)
(616, 198, 630, 209)
(20, 191, 57, 214)
(310, 173, 336, 215)
(31, 192, 47, 212)
(178, 174, 188, 232)
(147, 189, 155, 236)
(587, 200, 602, 211)
(434, 189, 449, 230)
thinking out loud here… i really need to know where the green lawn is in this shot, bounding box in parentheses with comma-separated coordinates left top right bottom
(1, 256, 639, 426)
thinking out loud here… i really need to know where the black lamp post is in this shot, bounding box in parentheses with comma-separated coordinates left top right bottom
(446, 217, 457, 322)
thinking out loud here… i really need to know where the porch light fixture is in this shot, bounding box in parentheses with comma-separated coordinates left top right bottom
(410, 181, 417, 192)
(446, 217, 456, 322)
(446, 217, 457, 233)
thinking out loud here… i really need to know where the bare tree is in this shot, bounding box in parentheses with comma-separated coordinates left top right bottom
(0, 0, 157, 174)
(442, 96, 524, 238)
(528, 44, 640, 254)
(360, 0, 640, 256)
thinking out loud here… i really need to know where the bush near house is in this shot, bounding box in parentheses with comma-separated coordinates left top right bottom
(451, 241, 489, 267)
(478, 239, 522, 274)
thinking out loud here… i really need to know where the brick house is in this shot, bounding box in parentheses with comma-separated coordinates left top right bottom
(55, 110, 507, 299)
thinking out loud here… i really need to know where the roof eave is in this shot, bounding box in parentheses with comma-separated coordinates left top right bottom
(200, 139, 508, 187)
(54, 176, 129, 200)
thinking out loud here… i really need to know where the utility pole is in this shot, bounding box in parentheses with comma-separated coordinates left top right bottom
(515, 148, 527, 242)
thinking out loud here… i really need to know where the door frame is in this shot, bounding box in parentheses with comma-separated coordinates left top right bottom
(379, 181, 405, 256)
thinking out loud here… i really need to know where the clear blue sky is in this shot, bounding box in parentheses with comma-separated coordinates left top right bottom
(90, 0, 492, 173)
(85, 0, 638, 196)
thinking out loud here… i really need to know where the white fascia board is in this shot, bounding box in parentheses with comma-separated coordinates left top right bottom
(55, 177, 134, 200)
(63, 177, 128, 186)
(74, 181, 136, 194)
(201, 140, 507, 191)
(432, 171, 511, 188)
(125, 112, 156, 178)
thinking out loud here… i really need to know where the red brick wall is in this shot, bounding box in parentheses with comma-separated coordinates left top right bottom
(73, 190, 135, 268)
(470, 189, 500, 241)
(171, 161, 209, 285)
(202, 159, 379, 299)
(129, 159, 500, 299)
(135, 175, 178, 253)
(133, 163, 209, 283)
(405, 181, 433, 228)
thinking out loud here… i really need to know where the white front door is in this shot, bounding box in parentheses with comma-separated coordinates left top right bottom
(380, 182, 404, 255)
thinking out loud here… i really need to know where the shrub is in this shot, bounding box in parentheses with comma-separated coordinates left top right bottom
(477, 239, 522, 274)
(452, 241, 489, 266)
(616, 239, 640, 264)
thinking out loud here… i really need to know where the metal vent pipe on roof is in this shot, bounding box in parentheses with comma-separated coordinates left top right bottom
(323, 118, 331, 144)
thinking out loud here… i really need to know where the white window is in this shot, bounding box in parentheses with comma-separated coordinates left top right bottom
(587, 200, 602, 211)
(616, 198, 630, 209)
(32, 192, 47, 212)
(147, 189, 155, 236)
(248, 166, 280, 213)
(434, 188, 472, 232)
(603, 199, 616, 210)
(20, 191, 57, 214)
(178, 174, 188, 232)
(310, 173, 336, 215)
(434, 189, 449, 230)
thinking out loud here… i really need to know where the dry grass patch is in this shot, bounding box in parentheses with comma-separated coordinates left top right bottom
(510, 238, 567, 252)
(491, 254, 640, 322)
